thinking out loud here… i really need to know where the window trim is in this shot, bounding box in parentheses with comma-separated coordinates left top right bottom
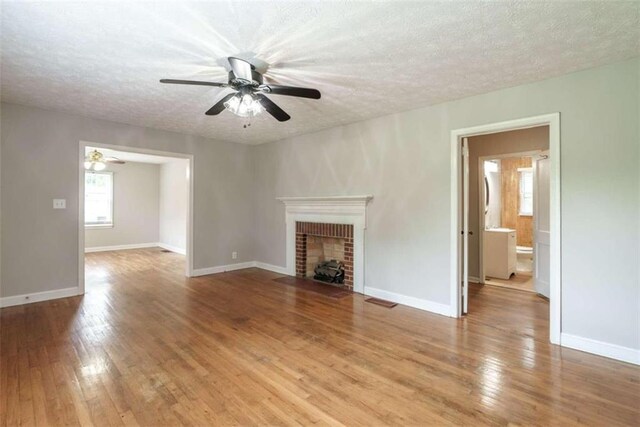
(518, 167, 533, 217)
(85, 223, 114, 229)
(84, 171, 114, 228)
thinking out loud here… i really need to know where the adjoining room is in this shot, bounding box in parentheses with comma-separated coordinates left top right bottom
(467, 126, 550, 296)
(455, 120, 554, 319)
(481, 155, 536, 291)
(83, 146, 190, 291)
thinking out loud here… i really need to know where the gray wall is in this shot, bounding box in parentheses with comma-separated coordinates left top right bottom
(1, 103, 255, 297)
(159, 159, 188, 252)
(252, 58, 640, 351)
(468, 126, 549, 278)
(85, 161, 160, 249)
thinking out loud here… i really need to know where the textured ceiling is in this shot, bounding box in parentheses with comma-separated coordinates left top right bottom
(2, 1, 639, 145)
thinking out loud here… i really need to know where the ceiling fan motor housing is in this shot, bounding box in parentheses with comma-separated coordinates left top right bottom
(229, 69, 263, 87)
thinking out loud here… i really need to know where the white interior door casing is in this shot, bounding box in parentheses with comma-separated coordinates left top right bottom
(462, 138, 469, 314)
(533, 151, 551, 298)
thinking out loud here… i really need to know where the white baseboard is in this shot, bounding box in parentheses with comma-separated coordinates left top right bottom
(85, 242, 158, 253)
(193, 261, 290, 277)
(365, 287, 452, 317)
(0, 287, 80, 308)
(561, 333, 640, 365)
(157, 242, 186, 255)
(254, 262, 288, 275)
(468, 276, 481, 283)
(191, 261, 257, 277)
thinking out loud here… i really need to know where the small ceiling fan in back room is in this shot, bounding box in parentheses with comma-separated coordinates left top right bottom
(84, 149, 125, 171)
(160, 57, 321, 123)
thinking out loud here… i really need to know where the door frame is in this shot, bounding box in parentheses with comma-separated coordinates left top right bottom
(450, 113, 561, 345)
(78, 141, 195, 295)
(462, 137, 469, 314)
(477, 150, 542, 284)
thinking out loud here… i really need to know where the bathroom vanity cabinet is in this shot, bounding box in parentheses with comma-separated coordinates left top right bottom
(483, 228, 517, 280)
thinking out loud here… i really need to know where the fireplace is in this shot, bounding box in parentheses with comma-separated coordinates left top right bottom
(296, 222, 354, 289)
(279, 195, 372, 293)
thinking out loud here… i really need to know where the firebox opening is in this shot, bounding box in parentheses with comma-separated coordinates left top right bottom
(295, 222, 354, 290)
(306, 236, 346, 285)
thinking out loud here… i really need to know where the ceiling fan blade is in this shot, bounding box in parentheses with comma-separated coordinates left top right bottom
(205, 92, 236, 116)
(256, 94, 291, 122)
(260, 85, 321, 99)
(103, 157, 125, 164)
(228, 57, 254, 81)
(160, 79, 227, 87)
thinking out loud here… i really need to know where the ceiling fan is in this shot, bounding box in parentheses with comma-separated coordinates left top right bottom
(84, 149, 125, 171)
(160, 57, 321, 122)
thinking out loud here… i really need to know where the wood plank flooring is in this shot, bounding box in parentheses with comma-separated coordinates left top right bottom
(1, 248, 639, 426)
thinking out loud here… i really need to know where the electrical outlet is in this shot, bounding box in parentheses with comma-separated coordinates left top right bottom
(232, 251, 238, 260)
(53, 199, 66, 209)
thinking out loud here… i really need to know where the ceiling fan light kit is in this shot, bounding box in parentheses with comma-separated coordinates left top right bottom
(160, 57, 321, 123)
(224, 92, 263, 118)
(84, 149, 125, 171)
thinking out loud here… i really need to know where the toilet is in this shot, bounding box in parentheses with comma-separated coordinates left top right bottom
(517, 246, 533, 272)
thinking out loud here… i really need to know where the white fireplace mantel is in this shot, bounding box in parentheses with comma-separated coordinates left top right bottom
(277, 195, 373, 203)
(278, 195, 372, 211)
(278, 195, 373, 293)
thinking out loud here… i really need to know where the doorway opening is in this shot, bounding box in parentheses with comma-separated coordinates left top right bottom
(478, 150, 547, 293)
(78, 142, 194, 294)
(450, 114, 561, 344)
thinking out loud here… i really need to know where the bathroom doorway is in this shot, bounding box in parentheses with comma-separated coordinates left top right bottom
(451, 113, 560, 344)
(478, 152, 546, 293)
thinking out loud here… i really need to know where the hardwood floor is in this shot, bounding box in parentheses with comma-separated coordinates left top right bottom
(1, 248, 638, 426)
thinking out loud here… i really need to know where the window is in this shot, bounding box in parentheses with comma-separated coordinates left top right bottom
(519, 168, 533, 216)
(85, 171, 113, 227)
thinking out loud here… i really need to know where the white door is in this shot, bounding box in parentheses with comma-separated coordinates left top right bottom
(533, 151, 551, 298)
(462, 138, 470, 314)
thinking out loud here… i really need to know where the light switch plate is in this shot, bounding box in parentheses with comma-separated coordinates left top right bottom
(53, 199, 66, 209)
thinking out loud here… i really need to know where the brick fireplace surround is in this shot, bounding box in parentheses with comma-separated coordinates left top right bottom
(295, 222, 354, 289)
